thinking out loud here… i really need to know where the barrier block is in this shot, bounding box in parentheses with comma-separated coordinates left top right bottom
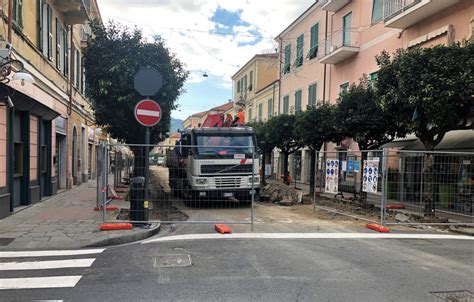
(214, 224, 232, 234)
(100, 223, 133, 231)
(386, 203, 406, 210)
(366, 223, 390, 233)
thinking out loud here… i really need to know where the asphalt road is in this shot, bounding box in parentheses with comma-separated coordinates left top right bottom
(0, 231, 472, 302)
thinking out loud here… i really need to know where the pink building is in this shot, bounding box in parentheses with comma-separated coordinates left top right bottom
(273, 0, 473, 184)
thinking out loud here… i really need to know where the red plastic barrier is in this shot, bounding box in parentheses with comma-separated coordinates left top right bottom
(386, 203, 406, 210)
(100, 223, 133, 231)
(214, 224, 233, 234)
(366, 223, 390, 233)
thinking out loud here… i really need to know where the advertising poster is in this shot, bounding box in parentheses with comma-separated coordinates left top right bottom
(362, 160, 380, 193)
(325, 159, 339, 193)
(347, 160, 353, 173)
(354, 161, 360, 173)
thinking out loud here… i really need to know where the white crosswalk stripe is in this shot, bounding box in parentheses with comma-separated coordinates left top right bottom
(0, 248, 105, 290)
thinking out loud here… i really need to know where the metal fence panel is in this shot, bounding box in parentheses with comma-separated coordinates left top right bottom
(101, 143, 257, 227)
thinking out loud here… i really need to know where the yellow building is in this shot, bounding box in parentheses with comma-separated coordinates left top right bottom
(231, 54, 279, 123)
(0, 0, 101, 217)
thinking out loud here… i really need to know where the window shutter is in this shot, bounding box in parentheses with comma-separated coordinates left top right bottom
(47, 5, 53, 60)
(56, 19, 61, 70)
(37, 0, 43, 50)
(63, 29, 69, 76)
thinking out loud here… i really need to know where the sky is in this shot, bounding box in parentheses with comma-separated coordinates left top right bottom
(97, 0, 315, 120)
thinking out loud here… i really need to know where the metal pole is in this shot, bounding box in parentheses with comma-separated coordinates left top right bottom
(251, 146, 255, 232)
(381, 148, 389, 226)
(145, 127, 150, 200)
(102, 144, 107, 222)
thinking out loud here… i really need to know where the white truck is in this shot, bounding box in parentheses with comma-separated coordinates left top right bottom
(166, 126, 260, 204)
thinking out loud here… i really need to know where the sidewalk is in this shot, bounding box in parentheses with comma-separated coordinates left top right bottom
(0, 179, 160, 250)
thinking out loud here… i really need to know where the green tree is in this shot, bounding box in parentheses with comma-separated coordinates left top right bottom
(375, 42, 473, 217)
(250, 121, 276, 185)
(337, 75, 408, 203)
(84, 22, 188, 145)
(266, 114, 302, 183)
(294, 103, 340, 195)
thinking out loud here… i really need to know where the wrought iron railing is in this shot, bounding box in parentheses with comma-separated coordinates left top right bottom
(383, 0, 421, 21)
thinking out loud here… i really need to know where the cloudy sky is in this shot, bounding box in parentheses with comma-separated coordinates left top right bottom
(97, 0, 315, 120)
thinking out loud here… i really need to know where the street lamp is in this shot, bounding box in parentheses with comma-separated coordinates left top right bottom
(0, 56, 35, 86)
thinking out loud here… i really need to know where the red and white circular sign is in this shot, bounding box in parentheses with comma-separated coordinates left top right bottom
(134, 99, 162, 127)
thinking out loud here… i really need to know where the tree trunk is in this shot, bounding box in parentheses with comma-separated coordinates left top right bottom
(422, 152, 435, 217)
(309, 149, 316, 196)
(261, 152, 267, 186)
(283, 151, 289, 184)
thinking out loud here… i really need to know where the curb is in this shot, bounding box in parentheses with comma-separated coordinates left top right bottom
(86, 223, 161, 247)
(451, 229, 474, 237)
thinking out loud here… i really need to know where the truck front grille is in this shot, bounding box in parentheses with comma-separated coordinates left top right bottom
(201, 164, 253, 174)
(214, 178, 242, 188)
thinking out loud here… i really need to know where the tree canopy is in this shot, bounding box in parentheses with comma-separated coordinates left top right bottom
(266, 114, 301, 155)
(337, 75, 407, 151)
(375, 42, 473, 150)
(84, 22, 188, 144)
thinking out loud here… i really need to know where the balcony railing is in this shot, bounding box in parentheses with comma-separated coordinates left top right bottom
(319, 30, 360, 64)
(383, 0, 421, 21)
(383, 0, 460, 29)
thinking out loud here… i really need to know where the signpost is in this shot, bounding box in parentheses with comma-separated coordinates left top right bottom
(132, 67, 163, 224)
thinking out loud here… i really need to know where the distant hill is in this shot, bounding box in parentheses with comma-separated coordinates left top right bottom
(170, 117, 184, 133)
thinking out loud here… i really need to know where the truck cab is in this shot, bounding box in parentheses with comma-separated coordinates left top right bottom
(168, 127, 259, 203)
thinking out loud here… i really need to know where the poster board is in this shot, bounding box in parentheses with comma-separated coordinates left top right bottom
(362, 160, 380, 193)
(325, 159, 339, 193)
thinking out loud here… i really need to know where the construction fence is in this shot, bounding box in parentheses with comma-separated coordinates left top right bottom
(97, 143, 258, 227)
(269, 149, 473, 226)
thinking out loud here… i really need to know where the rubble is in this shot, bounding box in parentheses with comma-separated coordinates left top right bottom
(395, 213, 410, 223)
(261, 181, 300, 205)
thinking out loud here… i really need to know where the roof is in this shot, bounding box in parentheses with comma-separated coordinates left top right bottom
(275, 1, 321, 39)
(191, 110, 208, 118)
(231, 53, 279, 80)
(210, 102, 234, 112)
(169, 132, 181, 139)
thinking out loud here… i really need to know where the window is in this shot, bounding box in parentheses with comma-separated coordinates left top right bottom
(37, 0, 44, 49)
(283, 44, 291, 74)
(56, 18, 61, 70)
(243, 75, 248, 94)
(73, 47, 81, 87)
(343, 12, 352, 46)
(308, 23, 319, 60)
(14, 142, 23, 176)
(295, 90, 302, 112)
(248, 108, 252, 121)
(308, 83, 317, 106)
(63, 29, 69, 76)
(340, 82, 349, 95)
(249, 71, 253, 91)
(81, 61, 86, 95)
(13, 0, 23, 28)
(283, 96, 289, 114)
(237, 80, 241, 93)
(295, 35, 304, 68)
(370, 72, 378, 82)
(258, 103, 263, 121)
(268, 98, 273, 119)
(371, 0, 383, 24)
(47, 5, 53, 61)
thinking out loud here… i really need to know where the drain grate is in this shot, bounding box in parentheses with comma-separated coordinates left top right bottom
(431, 290, 474, 301)
(154, 254, 192, 268)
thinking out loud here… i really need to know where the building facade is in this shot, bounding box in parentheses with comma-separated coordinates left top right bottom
(0, 0, 101, 218)
(231, 54, 279, 122)
(271, 0, 473, 185)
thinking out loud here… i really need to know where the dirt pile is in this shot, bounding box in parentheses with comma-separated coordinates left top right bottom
(260, 181, 302, 205)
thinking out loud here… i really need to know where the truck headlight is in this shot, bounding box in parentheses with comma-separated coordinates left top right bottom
(249, 176, 260, 183)
(196, 179, 207, 185)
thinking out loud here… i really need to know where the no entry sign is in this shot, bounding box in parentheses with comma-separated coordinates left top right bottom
(134, 99, 161, 127)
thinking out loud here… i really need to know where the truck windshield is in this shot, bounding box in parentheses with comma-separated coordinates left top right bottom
(195, 135, 254, 158)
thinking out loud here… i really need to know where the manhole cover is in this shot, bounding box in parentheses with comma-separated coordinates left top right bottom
(0, 238, 15, 246)
(154, 254, 192, 268)
(431, 290, 474, 301)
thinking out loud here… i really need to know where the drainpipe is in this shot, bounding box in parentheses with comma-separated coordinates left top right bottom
(272, 81, 276, 116)
(277, 37, 282, 115)
(7, 0, 13, 44)
(66, 25, 73, 188)
(322, 11, 328, 103)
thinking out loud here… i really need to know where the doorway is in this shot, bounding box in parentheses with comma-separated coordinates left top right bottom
(72, 127, 78, 185)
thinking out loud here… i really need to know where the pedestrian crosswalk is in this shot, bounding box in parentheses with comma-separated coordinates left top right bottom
(0, 248, 105, 290)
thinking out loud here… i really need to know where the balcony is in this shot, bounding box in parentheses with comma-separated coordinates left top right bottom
(55, 0, 89, 25)
(383, 0, 460, 29)
(320, 0, 352, 12)
(319, 30, 359, 64)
